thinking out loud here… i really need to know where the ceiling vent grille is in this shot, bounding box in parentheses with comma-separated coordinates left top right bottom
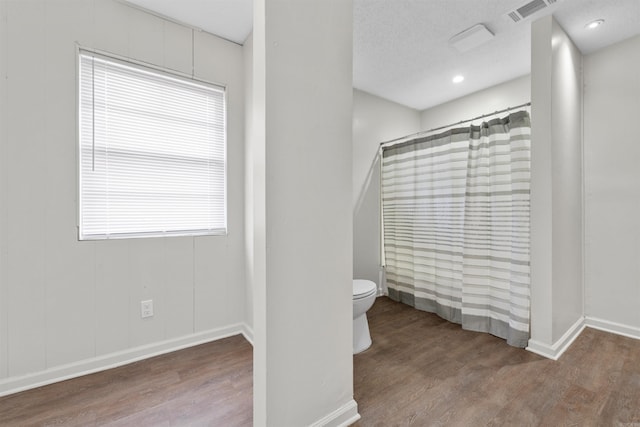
(505, 0, 561, 23)
(449, 24, 495, 53)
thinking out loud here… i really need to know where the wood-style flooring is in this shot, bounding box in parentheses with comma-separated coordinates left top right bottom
(353, 297, 640, 426)
(0, 335, 253, 426)
(1, 297, 639, 426)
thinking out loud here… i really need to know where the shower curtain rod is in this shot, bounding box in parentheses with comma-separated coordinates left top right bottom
(379, 101, 531, 149)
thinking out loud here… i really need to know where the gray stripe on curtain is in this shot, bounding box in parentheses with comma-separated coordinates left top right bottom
(382, 110, 531, 348)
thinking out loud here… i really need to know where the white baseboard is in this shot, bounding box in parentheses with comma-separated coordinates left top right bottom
(585, 316, 640, 341)
(0, 323, 248, 397)
(309, 399, 360, 427)
(242, 323, 254, 345)
(526, 316, 586, 360)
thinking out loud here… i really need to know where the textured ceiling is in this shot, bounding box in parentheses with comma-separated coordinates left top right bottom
(122, 0, 640, 111)
(553, 0, 640, 55)
(354, 0, 535, 110)
(354, 0, 640, 110)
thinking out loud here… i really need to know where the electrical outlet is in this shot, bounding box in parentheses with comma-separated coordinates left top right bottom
(141, 300, 154, 318)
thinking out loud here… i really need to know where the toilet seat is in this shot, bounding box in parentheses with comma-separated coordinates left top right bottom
(353, 279, 377, 300)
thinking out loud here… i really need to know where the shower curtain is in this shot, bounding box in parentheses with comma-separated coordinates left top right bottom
(381, 111, 531, 347)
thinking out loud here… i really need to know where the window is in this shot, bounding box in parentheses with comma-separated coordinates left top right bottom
(78, 50, 226, 240)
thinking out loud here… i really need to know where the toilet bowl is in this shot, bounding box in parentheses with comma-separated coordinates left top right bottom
(353, 279, 377, 354)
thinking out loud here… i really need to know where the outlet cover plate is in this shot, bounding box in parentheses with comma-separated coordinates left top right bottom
(141, 300, 154, 318)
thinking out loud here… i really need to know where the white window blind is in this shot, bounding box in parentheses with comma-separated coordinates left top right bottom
(78, 50, 227, 240)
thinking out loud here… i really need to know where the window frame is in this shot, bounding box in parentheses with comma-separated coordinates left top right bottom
(76, 46, 228, 240)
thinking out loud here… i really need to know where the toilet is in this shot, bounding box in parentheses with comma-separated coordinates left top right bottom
(353, 279, 377, 354)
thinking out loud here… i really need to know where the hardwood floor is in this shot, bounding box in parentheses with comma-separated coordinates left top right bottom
(354, 297, 640, 426)
(0, 335, 253, 426)
(2, 298, 639, 426)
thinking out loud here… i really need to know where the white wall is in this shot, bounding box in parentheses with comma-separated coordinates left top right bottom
(583, 34, 640, 335)
(243, 31, 255, 337)
(548, 18, 583, 344)
(0, 0, 246, 395)
(529, 16, 583, 357)
(420, 75, 531, 130)
(353, 89, 420, 285)
(252, 0, 357, 425)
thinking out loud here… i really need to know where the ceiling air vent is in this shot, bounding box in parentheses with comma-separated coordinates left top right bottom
(505, 0, 562, 23)
(449, 24, 495, 53)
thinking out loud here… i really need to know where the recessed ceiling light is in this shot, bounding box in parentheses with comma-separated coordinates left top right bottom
(585, 19, 604, 30)
(453, 75, 464, 84)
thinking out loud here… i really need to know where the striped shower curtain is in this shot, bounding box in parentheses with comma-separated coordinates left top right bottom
(381, 111, 531, 347)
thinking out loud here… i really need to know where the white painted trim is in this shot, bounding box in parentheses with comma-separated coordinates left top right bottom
(0, 323, 246, 397)
(585, 316, 640, 341)
(526, 316, 585, 360)
(526, 339, 558, 360)
(309, 399, 360, 427)
(242, 322, 254, 346)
